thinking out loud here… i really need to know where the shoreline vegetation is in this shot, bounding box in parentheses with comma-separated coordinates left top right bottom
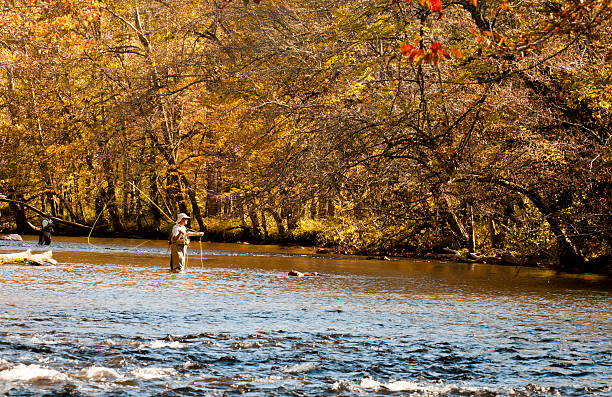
(1, 214, 610, 276)
(0, 2, 610, 276)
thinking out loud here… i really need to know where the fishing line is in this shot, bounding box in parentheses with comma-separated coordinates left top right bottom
(130, 181, 174, 224)
(132, 239, 151, 249)
(185, 242, 189, 270)
(200, 238, 204, 269)
(185, 226, 205, 269)
(87, 199, 110, 249)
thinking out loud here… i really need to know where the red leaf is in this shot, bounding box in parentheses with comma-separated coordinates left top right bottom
(401, 43, 414, 56)
(430, 42, 443, 54)
(429, 0, 442, 12)
(409, 49, 424, 62)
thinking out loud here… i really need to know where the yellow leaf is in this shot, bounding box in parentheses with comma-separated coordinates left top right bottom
(413, 33, 422, 46)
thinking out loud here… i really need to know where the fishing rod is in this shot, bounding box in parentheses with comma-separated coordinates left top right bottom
(85, 183, 204, 271)
(131, 181, 206, 269)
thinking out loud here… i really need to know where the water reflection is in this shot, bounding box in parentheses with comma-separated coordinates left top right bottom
(0, 236, 610, 396)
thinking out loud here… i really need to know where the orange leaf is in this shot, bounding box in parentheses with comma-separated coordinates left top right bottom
(409, 49, 424, 63)
(450, 47, 464, 59)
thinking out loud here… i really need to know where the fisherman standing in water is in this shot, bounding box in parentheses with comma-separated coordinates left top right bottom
(38, 213, 54, 245)
(170, 213, 204, 273)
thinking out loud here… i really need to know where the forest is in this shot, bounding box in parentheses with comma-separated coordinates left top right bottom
(0, 0, 610, 273)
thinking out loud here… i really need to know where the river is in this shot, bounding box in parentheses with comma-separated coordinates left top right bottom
(0, 236, 610, 396)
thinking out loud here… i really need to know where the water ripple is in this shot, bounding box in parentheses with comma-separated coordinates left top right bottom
(0, 237, 610, 396)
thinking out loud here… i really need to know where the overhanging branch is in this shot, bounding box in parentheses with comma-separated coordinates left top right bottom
(0, 196, 98, 231)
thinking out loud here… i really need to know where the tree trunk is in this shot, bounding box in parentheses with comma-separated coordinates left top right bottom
(248, 209, 261, 238)
(318, 197, 327, 218)
(135, 186, 144, 231)
(237, 198, 246, 227)
(0, 196, 97, 231)
(46, 192, 57, 216)
(546, 215, 585, 269)
(268, 208, 285, 235)
(181, 175, 205, 231)
(148, 174, 163, 226)
(488, 178, 586, 269)
(519, 189, 585, 269)
(102, 182, 124, 233)
(166, 169, 187, 216)
(310, 199, 317, 219)
(285, 208, 298, 231)
(287, 206, 301, 231)
(206, 163, 220, 217)
(486, 217, 505, 249)
(466, 203, 476, 253)
(8, 195, 36, 234)
(54, 192, 79, 224)
(327, 198, 335, 218)
(440, 195, 469, 247)
(260, 210, 268, 239)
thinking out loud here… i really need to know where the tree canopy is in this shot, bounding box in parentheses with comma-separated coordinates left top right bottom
(1, 0, 610, 272)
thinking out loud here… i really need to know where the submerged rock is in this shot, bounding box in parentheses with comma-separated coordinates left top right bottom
(288, 270, 321, 277)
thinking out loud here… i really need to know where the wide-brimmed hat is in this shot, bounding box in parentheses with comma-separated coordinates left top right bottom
(176, 213, 190, 223)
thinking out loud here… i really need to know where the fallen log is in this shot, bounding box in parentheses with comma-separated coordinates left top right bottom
(0, 234, 23, 241)
(440, 247, 479, 263)
(0, 196, 96, 231)
(0, 249, 57, 266)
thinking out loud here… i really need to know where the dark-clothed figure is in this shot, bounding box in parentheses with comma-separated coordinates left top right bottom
(38, 214, 54, 245)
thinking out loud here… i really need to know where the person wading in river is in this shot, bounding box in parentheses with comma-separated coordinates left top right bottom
(38, 214, 54, 246)
(170, 213, 204, 273)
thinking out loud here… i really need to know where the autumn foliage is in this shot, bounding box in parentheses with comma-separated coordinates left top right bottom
(0, 0, 610, 272)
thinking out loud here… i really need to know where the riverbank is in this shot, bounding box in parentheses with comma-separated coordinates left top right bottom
(3, 229, 611, 277)
(2, 209, 610, 276)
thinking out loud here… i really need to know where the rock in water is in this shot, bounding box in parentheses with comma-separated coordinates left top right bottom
(0, 234, 23, 241)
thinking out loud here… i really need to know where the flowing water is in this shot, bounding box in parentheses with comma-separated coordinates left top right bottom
(0, 236, 610, 396)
